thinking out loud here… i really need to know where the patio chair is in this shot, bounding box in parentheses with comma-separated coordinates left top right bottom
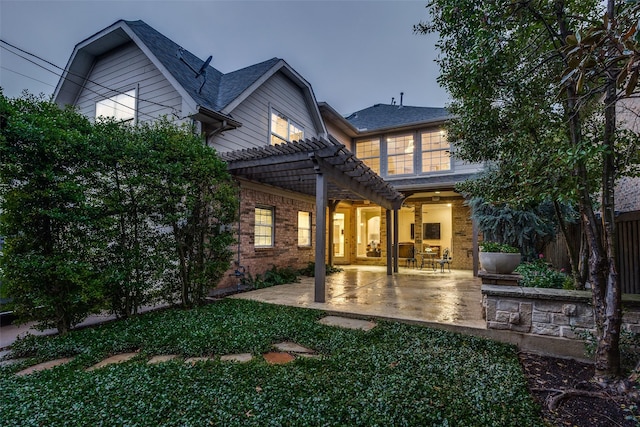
(405, 245, 417, 268)
(435, 248, 452, 272)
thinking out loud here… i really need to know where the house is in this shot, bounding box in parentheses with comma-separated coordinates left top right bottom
(53, 20, 481, 301)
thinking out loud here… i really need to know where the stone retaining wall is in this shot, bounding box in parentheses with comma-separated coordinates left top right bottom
(482, 285, 640, 339)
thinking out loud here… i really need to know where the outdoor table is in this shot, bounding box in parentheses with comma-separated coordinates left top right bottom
(418, 252, 437, 270)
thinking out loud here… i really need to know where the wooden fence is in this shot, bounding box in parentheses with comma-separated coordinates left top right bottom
(544, 211, 640, 294)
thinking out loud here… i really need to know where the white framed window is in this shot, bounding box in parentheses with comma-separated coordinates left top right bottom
(255, 206, 274, 247)
(297, 211, 312, 247)
(387, 134, 414, 176)
(95, 89, 136, 122)
(421, 129, 451, 172)
(355, 138, 381, 174)
(270, 109, 304, 145)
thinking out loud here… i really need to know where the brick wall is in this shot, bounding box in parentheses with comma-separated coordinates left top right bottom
(217, 181, 316, 288)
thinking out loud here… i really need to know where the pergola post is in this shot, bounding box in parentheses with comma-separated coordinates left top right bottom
(386, 209, 393, 275)
(393, 208, 399, 273)
(315, 171, 327, 302)
(472, 218, 479, 276)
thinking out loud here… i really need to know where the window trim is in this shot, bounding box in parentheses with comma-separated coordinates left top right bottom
(254, 206, 275, 248)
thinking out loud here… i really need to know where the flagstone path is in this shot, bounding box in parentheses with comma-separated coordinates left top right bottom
(10, 316, 376, 376)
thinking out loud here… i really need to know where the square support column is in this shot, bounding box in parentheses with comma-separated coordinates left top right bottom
(393, 208, 399, 273)
(314, 172, 327, 302)
(386, 209, 393, 275)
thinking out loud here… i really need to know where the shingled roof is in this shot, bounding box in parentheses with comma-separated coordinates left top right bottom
(345, 104, 449, 132)
(123, 20, 282, 112)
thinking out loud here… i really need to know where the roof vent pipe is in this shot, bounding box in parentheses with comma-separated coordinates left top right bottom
(400, 92, 404, 107)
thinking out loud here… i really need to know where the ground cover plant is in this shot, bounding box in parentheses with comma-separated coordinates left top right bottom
(0, 299, 543, 426)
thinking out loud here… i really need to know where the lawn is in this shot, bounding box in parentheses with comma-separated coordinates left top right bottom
(0, 299, 543, 426)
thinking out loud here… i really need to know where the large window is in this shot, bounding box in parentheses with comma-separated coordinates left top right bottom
(297, 211, 311, 247)
(421, 130, 451, 172)
(254, 207, 274, 247)
(95, 89, 136, 122)
(387, 134, 414, 175)
(271, 109, 304, 145)
(355, 138, 381, 174)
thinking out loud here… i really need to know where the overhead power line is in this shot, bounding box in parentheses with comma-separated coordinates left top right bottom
(0, 39, 182, 119)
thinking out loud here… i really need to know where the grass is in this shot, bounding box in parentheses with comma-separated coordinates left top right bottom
(0, 299, 543, 426)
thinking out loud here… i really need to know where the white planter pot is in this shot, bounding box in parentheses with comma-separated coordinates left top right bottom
(479, 252, 521, 274)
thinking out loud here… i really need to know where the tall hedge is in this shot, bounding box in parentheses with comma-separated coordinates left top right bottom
(0, 93, 237, 333)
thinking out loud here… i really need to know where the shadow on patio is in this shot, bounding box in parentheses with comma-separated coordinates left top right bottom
(230, 265, 485, 329)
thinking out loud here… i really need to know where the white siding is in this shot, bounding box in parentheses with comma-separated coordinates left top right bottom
(75, 42, 183, 123)
(213, 72, 320, 152)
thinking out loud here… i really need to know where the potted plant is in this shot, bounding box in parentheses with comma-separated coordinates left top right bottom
(479, 242, 521, 274)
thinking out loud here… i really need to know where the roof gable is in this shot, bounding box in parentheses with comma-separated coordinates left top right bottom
(54, 20, 325, 133)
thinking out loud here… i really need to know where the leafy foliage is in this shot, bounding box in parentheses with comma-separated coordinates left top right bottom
(0, 93, 105, 333)
(467, 197, 560, 258)
(241, 265, 300, 289)
(516, 259, 574, 289)
(479, 242, 519, 253)
(298, 262, 344, 277)
(0, 300, 544, 426)
(0, 93, 237, 331)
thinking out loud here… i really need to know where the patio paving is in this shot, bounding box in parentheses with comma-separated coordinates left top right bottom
(231, 265, 485, 329)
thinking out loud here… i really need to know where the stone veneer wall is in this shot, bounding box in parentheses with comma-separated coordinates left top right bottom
(482, 285, 640, 339)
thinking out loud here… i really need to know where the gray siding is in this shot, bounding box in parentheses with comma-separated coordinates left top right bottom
(75, 42, 183, 122)
(213, 72, 320, 152)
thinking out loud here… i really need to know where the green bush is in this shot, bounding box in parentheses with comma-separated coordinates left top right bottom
(241, 265, 299, 289)
(479, 241, 520, 253)
(516, 258, 573, 289)
(298, 262, 344, 277)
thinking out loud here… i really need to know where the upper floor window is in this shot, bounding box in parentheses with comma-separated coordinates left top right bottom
(355, 138, 381, 174)
(95, 89, 136, 122)
(387, 134, 414, 176)
(421, 130, 450, 172)
(297, 211, 312, 247)
(255, 206, 274, 247)
(271, 109, 304, 145)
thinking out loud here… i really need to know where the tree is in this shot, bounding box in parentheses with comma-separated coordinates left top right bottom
(141, 120, 237, 307)
(418, 0, 639, 382)
(0, 93, 105, 334)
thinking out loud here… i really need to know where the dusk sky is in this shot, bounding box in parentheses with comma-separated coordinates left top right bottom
(0, 0, 448, 115)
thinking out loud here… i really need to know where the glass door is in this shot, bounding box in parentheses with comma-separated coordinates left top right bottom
(333, 210, 350, 264)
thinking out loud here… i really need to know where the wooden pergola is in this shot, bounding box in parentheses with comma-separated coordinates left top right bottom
(221, 136, 405, 302)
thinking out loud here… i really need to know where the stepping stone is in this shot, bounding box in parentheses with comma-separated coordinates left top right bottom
(220, 353, 253, 363)
(147, 355, 179, 364)
(15, 357, 74, 376)
(318, 316, 377, 331)
(273, 341, 314, 354)
(184, 356, 213, 365)
(86, 352, 138, 371)
(263, 352, 295, 365)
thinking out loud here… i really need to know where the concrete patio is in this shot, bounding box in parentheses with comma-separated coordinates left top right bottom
(231, 265, 588, 360)
(232, 265, 485, 329)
